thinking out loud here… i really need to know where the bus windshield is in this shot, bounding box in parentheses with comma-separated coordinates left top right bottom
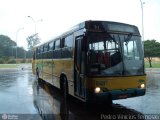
(87, 32, 144, 76)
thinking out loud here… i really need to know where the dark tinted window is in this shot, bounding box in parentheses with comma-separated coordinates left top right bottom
(40, 46, 44, 53)
(49, 42, 54, 51)
(44, 44, 48, 52)
(55, 40, 60, 49)
(64, 35, 73, 47)
(61, 35, 73, 58)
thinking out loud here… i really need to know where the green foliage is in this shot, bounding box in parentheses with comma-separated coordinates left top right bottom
(0, 64, 17, 68)
(26, 33, 40, 50)
(145, 61, 160, 68)
(0, 34, 33, 64)
(144, 40, 160, 57)
(144, 40, 160, 67)
(0, 35, 16, 57)
(26, 50, 33, 58)
(0, 58, 4, 64)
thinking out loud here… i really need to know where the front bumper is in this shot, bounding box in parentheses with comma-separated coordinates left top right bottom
(87, 88, 145, 103)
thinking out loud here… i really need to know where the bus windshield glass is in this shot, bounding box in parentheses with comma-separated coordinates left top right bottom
(87, 32, 144, 76)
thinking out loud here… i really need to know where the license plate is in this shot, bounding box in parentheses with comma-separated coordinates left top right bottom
(118, 94, 128, 99)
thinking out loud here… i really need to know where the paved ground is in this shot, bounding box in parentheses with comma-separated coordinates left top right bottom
(0, 64, 41, 120)
(114, 68, 160, 114)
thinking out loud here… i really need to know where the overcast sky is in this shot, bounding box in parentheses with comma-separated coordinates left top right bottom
(0, 0, 160, 49)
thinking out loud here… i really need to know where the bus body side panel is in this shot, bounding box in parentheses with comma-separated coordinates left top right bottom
(62, 59, 74, 96)
(52, 59, 63, 88)
(51, 58, 74, 96)
(42, 59, 53, 85)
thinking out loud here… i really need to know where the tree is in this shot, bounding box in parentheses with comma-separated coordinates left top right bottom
(0, 35, 16, 57)
(0, 34, 33, 63)
(144, 40, 160, 67)
(26, 33, 40, 50)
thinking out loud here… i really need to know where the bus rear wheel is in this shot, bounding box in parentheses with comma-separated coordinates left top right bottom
(36, 68, 39, 79)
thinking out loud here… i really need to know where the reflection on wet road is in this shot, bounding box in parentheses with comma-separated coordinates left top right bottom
(0, 66, 160, 120)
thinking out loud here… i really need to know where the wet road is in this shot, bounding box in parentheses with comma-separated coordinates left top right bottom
(0, 65, 160, 120)
(0, 65, 41, 120)
(114, 68, 160, 114)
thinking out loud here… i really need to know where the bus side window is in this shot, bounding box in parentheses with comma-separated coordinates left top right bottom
(62, 35, 73, 58)
(49, 42, 54, 51)
(38, 47, 41, 59)
(64, 35, 73, 48)
(48, 42, 54, 59)
(53, 39, 61, 58)
(44, 44, 48, 52)
(55, 39, 60, 49)
(43, 44, 48, 59)
(46, 43, 49, 58)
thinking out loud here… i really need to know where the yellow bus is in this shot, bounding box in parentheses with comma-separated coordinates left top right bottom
(32, 20, 146, 104)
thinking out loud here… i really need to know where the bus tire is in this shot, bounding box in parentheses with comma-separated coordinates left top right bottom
(36, 68, 39, 79)
(106, 94, 113, 106)
(36, 68, 42, 84)
(60, 76, 68, 99)
(107, 98, 112, 105)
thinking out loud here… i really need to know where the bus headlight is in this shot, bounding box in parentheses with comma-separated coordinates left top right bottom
(140, 84, 145, 89)
(95, 87, 101, 93)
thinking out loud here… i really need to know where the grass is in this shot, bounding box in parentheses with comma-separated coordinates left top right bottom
(0, 64, 17, 68)
(145, 61, 160, 68)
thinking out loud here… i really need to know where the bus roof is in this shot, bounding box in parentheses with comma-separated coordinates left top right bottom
(34, 20, 139, 48)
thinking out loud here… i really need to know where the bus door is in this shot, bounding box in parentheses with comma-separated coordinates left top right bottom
(74, 36, 86, 100)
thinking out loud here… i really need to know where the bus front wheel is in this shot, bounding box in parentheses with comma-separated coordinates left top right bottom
(36, 68, 41, 84)
(60, 76, 68, 99)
